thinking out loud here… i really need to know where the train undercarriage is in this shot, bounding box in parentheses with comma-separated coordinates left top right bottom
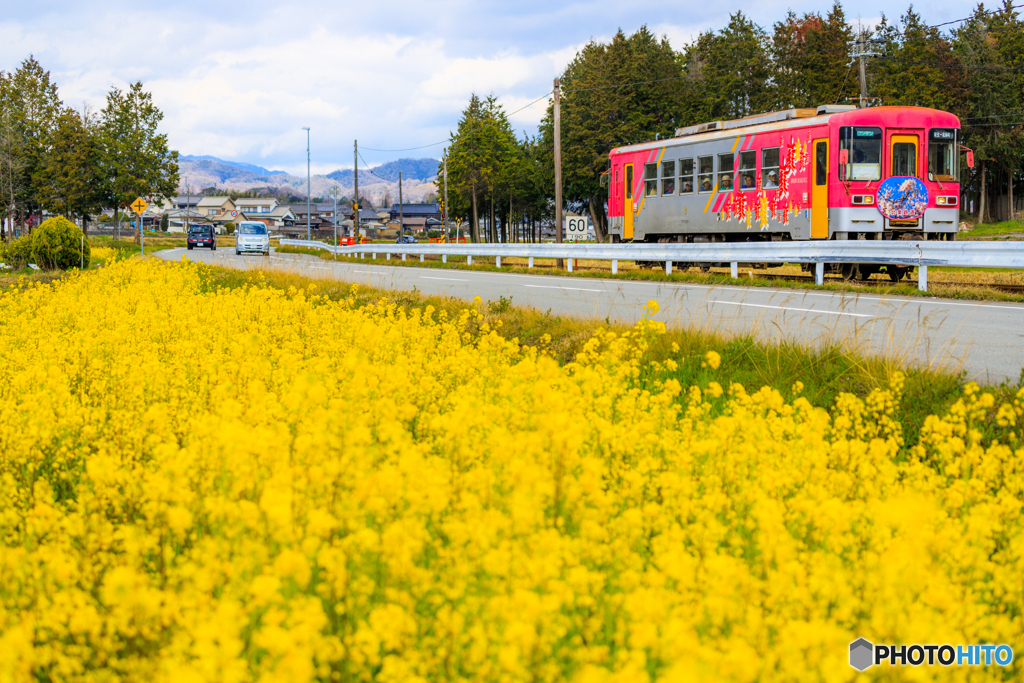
(615, 230, 955, 282)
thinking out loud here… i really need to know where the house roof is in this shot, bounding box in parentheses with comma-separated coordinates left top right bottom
(196, 196, 232, 208)
(268, 206, 295, 218)
(170, 195, 202, 205)
(234, 198, 277, 207)
(390, 203, 440, 216)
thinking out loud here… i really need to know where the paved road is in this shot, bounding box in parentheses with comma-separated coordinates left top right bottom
(159, 247, 1024, 384)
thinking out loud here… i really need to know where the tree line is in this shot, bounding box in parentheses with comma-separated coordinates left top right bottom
(0, 57, 179, 242)
(441, 1, 1024, 241)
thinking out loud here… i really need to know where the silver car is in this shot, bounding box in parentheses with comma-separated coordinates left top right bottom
(235, 222, 270, 255)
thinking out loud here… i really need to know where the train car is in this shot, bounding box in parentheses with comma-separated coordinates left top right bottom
(606, 104, 963, 280)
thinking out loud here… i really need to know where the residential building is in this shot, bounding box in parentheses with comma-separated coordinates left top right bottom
(388, 203, 441, 222)
(233, 198, 278, 215)
(196, 196, 236, 220)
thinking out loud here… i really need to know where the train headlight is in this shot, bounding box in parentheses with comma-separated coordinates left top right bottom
(936, 196, 958, 206)
(852, 195, 874, 205)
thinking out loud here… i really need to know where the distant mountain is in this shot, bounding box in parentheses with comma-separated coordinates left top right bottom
(328, 157, 439, 184)
(177, 154, 440, 203)
(179, 155, 289, 177)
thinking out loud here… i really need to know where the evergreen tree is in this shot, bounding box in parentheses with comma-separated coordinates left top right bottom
(36, 107, 103, 228)
(97, 82, 179, 243)
(771, 2, 857, 109)
(538, 27, 683, 241)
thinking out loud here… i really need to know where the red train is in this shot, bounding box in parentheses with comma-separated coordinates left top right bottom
(607, 105, 964, 280)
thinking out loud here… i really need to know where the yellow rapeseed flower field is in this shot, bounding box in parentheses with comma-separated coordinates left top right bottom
(0, 258, 1022, 682)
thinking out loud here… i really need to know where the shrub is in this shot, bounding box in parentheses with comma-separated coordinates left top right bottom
(160, 213, 169, 231)
(30, 216, 90, 270)
(225, 222, 235, 234)
(1, 234, 35, 269)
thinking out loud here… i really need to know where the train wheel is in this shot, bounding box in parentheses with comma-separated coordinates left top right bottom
(841, 264, 856, 281)
(888, 266, 909, 283)
(699, 265, 711, 273)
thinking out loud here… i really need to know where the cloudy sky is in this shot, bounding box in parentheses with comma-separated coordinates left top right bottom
(1, 0, 982, 174)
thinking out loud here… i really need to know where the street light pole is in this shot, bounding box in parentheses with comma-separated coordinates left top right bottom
(303, 127, 311, 240)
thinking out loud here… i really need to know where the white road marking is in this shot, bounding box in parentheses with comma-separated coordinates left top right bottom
(420, 276, 470, 282)
(708, 300, 873, 318)
(524, 284, 603, 293)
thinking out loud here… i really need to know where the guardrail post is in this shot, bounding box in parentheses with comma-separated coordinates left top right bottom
(528, 256, 533, 268)
(730, 262, 738, 279)
(387, 253, 391, 260)
(612, 259, 617, 274)
(467, 255, 473, 265)
(372, 252, 377, 260)
(496, 256, 501, 268)
(442, 254, 447, 263)
(665, 260, 672, 275)
(567, 258, 573, 273)
(815, 262, 824, 285)
(918, 265, 928, 292)
(401, 253, 406, 261)
(420, 254, 424, 262)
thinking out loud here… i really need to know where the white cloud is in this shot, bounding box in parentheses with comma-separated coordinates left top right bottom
(1, 0, 984, 173)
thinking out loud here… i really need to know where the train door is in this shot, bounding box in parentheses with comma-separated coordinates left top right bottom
(811, 138, 829, 239)
(623, 163, 634, 240)
(889, 133, 920, 178)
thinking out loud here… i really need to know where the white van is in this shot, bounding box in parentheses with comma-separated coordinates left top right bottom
(235, 221, 270, 255)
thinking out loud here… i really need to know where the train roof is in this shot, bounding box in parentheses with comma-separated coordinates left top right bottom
(609, 105, 961, 156)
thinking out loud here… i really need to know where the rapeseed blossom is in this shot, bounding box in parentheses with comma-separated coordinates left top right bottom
(0, 258, 1022, 682)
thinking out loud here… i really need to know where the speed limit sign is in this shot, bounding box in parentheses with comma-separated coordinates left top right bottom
(565, 216, 589, 241)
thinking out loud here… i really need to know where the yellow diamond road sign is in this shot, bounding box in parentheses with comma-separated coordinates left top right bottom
(131, 197, 148, 214)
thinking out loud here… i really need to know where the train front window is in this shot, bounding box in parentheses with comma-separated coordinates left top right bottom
(718, 153, 734, 192)
(929, 129, 958, 182)
(698, 156, 713, 193)
(645, 163, 658, 197)
(679, 158, 694, 194)
(661, 160, 675, 196)
(838, 126, 882, 181)
(892, 142, 917, 177)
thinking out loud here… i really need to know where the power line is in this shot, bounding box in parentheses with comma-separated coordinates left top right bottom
(927, 3, 1024, 30)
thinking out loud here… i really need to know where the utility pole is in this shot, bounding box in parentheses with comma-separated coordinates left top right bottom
(398, 171, 404, 242)
(443, 153, 450, 242)
(553, 77, 563, 266)
(303, 127, 311, 239)
(333, 185, 338, 259)
(185, 177, 190, 234)
(849, 39, 879, 108)
(353, 140, 360, 241)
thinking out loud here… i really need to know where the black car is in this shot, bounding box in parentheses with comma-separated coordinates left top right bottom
(187, 224, 217, 250)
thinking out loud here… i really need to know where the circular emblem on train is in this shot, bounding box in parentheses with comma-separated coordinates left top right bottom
(876, 176, 928, 220)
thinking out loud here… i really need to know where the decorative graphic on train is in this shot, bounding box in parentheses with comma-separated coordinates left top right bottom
(717, 132, 811, 229)
(875, 177, 928, 220)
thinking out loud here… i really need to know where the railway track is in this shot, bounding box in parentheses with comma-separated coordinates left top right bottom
(739, 271, 1024, 294)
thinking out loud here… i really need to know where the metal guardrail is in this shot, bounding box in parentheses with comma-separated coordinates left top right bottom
(278, 239, 1024, 292)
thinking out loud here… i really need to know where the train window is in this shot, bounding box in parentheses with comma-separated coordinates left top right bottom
(626, 166, 633, 199)
(718, 153, 734, 192)
(838, 126, 882, 181)
(928, 129, 958, 182)
(892, 142, 917, 177)
(815, 141, 828, 186)
(661, 160, 676, 196)
(645, 163, 658, 197)
(698, 156, 713, 193)
(679, 158, 694, 194)
(738, 150, 756, 191)
(762, 148, 779, 188)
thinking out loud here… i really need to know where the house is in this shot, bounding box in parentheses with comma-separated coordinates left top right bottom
(388, 203, 441, 222)
(164, 209, 207, 233)
(233, 198, 278, 215)
(196, 196, 236, 221)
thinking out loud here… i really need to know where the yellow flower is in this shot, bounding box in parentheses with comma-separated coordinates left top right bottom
(704, 350, 721, 370)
